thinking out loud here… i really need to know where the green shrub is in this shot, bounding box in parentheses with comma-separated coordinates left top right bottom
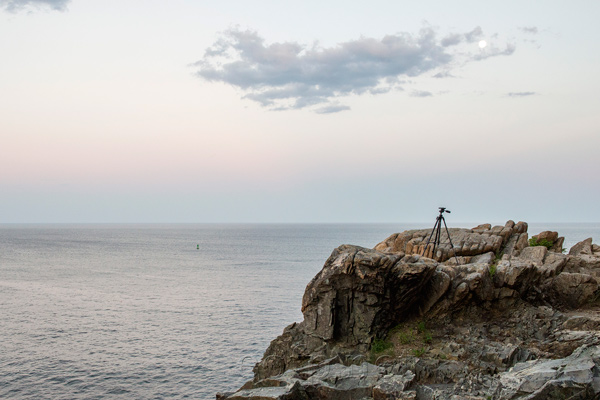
(489, 263, 497, 277)
(417, 321, 426, 333)
(529, 237, 554, 249)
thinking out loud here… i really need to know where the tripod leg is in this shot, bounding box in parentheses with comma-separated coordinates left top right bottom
(423, 218, 439, 258)
(432, 217, 443, 260)
(441, 216, 460, 265)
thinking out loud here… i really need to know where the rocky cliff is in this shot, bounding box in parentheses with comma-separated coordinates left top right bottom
(217, 221, 600, 400)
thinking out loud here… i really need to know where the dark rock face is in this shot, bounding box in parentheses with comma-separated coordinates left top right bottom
(218, 222, 600, 400)
(253, 246, 438, 380)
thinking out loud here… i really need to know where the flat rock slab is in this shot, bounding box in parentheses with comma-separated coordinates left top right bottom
(225, 386, 292, 399)
(499, 345, 600, 397)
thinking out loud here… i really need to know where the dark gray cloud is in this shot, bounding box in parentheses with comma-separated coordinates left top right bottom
(0, 0, 69, 12)
(193, 26, 515, 113)
(508, 91, 537, 97)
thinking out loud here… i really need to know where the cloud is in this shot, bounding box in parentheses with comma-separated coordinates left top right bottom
(508, 91, 537, 97)
(440, 26, 484, 48)
(410, 90, 433, 97)
(433, 71, 455, 79)
(441, 33, 463, 47)
(473, 43, 516, 61)
(193, 26, 516, 113)
(0, 0, 69, 12)
(519, 26, 539, 34)
(464, 26, 484, 43)
(314, 104, 351, 114)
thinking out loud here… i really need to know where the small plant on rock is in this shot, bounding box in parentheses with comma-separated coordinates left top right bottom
(371, 338, 393, 354)
(529, 237, 554, 249)
(397, 331, 414, 345)
(423, 331, 433, 344)
(494, 251, 504, 262)
(489, 263, 497, 277)
(412, 347, 426, 357)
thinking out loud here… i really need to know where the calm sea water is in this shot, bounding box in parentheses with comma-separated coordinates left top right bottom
(1, 222, 598, 399)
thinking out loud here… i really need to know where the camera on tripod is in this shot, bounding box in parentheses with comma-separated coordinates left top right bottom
(422, 207, 459, 264)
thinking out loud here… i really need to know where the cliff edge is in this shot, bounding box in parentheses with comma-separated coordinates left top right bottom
(218, 221, 600, 400)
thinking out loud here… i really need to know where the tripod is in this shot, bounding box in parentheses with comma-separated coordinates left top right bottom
(422, 207, 459, 264)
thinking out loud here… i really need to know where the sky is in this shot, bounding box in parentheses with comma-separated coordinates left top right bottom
(1, 0, 599, 223)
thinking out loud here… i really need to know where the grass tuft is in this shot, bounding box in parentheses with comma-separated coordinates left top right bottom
(371, 338, 393, 354)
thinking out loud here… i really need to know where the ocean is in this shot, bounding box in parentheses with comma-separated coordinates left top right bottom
(1, 222, 598, 399)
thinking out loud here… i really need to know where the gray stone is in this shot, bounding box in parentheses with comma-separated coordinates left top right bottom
(549, 273, 599, 309)
(514, 221, 528, 234)
(519, 246, 548, 264)
(499, 345, 600, 399)
(472, 223, 492, 233)
(549, 236, 565, 253)
(469, 252, 495, 265)
(570, 238, 594, 256)
(224, 386, 292, 399)
(372, 371, 415, 399)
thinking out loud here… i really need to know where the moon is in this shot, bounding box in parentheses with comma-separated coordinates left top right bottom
(478, 40, 487, 49)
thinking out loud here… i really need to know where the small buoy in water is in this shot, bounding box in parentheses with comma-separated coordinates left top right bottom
(197, 244, 199, 250)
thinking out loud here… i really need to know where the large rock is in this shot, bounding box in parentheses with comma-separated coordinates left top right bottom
(301, 246, 431, 347)
(253, 245, 437, 380)
(498, 345, 600, 399)
(220, 223, 600, 400)
(570, 238, 594, 256)
(374, 221, 530, 262)
(253, 229, 600, 382)
(564, 238, 600, 279)
(226, 360, 387, 400)
(531, 230, 565, 253)
(547, 272, 599, 309)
